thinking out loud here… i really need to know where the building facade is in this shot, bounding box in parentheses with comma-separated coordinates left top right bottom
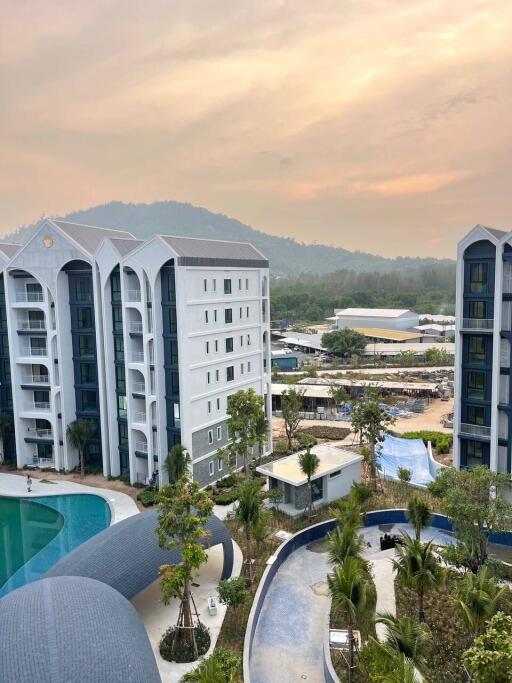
(330, 307, 419, 331)
(0, 219, 271, 487)
(454, 224, 512, 473)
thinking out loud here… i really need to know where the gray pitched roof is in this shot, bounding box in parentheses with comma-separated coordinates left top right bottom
(46, 509, 233, 599)
(160, 234, 269, 267)
(109, 237, 144, 257)
(50, 219, 136, 255)
(0, 242, 21, 259)
(0, 576, 161, 683)
(475, 224, 507, 239)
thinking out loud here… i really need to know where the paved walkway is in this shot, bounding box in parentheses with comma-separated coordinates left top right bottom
(0, 472, 139, 523)
(250, 544, 330, 683)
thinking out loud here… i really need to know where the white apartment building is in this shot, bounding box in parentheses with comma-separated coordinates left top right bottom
(0, 219, 272, 487)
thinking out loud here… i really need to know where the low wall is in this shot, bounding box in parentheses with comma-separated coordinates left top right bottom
(243, 509, 512, 683)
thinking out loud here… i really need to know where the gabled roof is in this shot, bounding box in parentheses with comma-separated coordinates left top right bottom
(475, 224, 507, 239)
(0, 242, 21, 260)
(158, 234, 269, 267)
(109, 237, 144, 257)
(49, 219, 136, 256)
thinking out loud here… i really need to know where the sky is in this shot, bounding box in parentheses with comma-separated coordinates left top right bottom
(1, 0, 511, 257)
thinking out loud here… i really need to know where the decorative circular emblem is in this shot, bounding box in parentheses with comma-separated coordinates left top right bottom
(43, 235, 54, 248)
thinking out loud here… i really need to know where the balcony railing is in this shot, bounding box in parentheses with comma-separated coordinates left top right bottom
(459, 423, 491, 438)
(21, 346, 47, 357)
(30, 456, 55, 468)
(16, 291, 43, 302)
(30, 428, 53, 438)
(131, 351, 144, 363)
(133, 411, 147, 423)
(135, 441, 148, 453)
(19, 320, 46, 331)
(462, 318, 493, 330)
(22, 374, 49, 384)
(128, 321, 143, 333)
(25, 401, 51, 411)
(126, 289, 141, 302)
(132, 381, 145, 394)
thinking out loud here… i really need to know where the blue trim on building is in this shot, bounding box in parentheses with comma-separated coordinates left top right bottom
(160, 260, 181, 455)
(110, 267, 129, 476)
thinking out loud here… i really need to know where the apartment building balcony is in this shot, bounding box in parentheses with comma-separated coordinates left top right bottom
(130, 351, 145, 363)
(128, 321, 143, 334)
(459, 423, 491, 438)
(461, 318, 494, 332)
(126, 289, 141, 303)
(134, 440, 148, 455)
(19, 345, 48, 358)
(21, 400, 51, 415)
(21, 373, 50, 386)
(15, 290, 44, 303)
(24, 428, 53, 443)
(132, 381, 146, 395)
(29, 456, 55, 468)
(18, 320, 46, 333)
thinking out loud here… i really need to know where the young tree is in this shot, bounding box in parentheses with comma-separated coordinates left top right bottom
(218, 577, 249, 612)
(321, 329, 367, 360)
(164, 444, 190, 483)
(350, 394, 395, 490)
(406, 497, 431, 542)
(392, 533, 445, 623)
(330, 496, 362, 529)
(328, 556, 369, 682)
(66, 419, 96, 478)
(327, 382, 348, 414)
(181, 648, 242, 683)
(281, 387, 305, 449)
(298, 433, 319, 521)
(454, 567, 510, 635)
(462, 612, 512, 683)
(235, 479, 265, 584)
(156, 475, 214, 658)
(397, 467, 412, 486)
(431, 465, 512, 572)
(373, 613, 432, 673)
(226, 389, 268, 478)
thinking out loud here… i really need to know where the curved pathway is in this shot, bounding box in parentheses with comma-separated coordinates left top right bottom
(250, 544, 330, 683)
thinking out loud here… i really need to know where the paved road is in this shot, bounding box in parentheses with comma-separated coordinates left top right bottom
(249, 544, 330, 683)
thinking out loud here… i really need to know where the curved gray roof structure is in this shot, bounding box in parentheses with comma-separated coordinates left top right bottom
(45, 510, 233, 599)
(0, 576, 161, 683)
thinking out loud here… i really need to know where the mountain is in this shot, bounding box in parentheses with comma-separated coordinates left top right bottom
(8, 200, 453, 276)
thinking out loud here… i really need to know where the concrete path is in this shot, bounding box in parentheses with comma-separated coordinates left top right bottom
(249, 544, 330, 683)
(0, 472, 139, 523)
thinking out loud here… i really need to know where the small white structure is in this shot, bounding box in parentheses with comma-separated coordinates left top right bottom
(257, 443, 362, 516)
(331, 308, 419, 331)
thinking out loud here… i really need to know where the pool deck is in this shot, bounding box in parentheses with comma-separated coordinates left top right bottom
(0, 473, 139, 524)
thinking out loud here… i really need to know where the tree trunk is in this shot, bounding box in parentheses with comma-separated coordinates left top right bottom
(80, 449, 85, 478)
(347, 622, 354, 683)
(182, 575, 198, 657)
(418, 590, 425, 623)
(370, 442, 377, 492)
(246, 526, 254, 584)
(308, 477, 313, 521)
(244, 452, 250, 479)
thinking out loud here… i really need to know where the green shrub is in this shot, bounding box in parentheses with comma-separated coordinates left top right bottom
(160, 623, 210, 663)
(137, 489, 157, 507)
(350, 481, 373, 505)
(213, 490, 239, 505)
(401, 431, 453, 454)
(273, 440, 289, 455)
(216, 473, 238, 489)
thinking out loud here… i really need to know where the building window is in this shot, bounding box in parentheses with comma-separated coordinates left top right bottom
(246, 306, 249, 318)
(240, 335, 243, 347)
(468, 337, 486, 365)
(238, 278, 242, 290)
(215, 339, 219, 352)
(467, 405, 485, 425)
(329, 469, 341, 479)
(174, 402, 181, 427)
(215, 369, 220, 382)
(208, 430, 213, 445)
(226, 337, 233, 353)
(216, 397, 220, 410)
(213, 279, 216, 292)
(207, 371, 211, 384)
(218, 457, 223, 471)
(204, 279, 207, 292)
(209, 460, 214, 475)
(78, 335, 95, 359)
(217, 426, 222, 440)
(81, 390, 97, 411)
(468, 301, 486, 320)
(247, 334, 251, 345)
(214, 309, 218, 322)
(224, 279, 231, 294)
(78, 307, 93, 329)
(467, 371, 485, 401)
(117, 394, 127, 418)
(240, 363, 244, 374)
(239, 307, 243, 319)
(208, 400, 212, 414)
(311, 477, 324, 502)
(80, 363, 96, 385)
(225, 309, 232, 324)
(248, 361, 251, 372)
(469, 262, 488, 294)
(466, 440, 483, 467)
(206, 341, 210, 354)
(226, 366, 234, 382)
(205, 310, 209, 324)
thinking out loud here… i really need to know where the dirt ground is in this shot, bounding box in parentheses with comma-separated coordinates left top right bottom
(0, 467, 145, 510)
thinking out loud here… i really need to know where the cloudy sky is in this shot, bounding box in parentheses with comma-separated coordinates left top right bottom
(1, 1, 511, 256)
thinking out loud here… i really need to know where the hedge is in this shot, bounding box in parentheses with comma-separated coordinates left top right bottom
(401, 430, 453, 454)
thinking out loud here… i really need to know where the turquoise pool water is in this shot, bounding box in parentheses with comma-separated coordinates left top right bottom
(0, 493, 111, 596)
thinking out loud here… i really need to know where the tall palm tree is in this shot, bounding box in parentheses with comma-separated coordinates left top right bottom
(406, 497, 431, 542)
(330, 496, 362, 529)
(328, 556, 369, 682)
(298, 439, 320, 521)
(392, 532, 445, 623)
(66, 419, 95, 478)
(454, 566, 510, 635)
(164, 444, 190, 483)
(327, 524, 367, 567)
(374, 612, 432, 672)
(235, 479, 264, 584)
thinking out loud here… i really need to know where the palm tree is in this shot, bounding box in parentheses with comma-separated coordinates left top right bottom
(235, 479, 264, 584)
(327, 524, 367, 567)
(330, 496, 362, 529)
(328, 556, 369, 682)
(164, 444, 190, 483)
(66, 419, 95, 478)
(454, 566, 510, 635)
(380, 653, 420, 683)
(181, 649, 241, 682)
(298, 438, 320, 521)
(374, 612, 432, 672)
(392, 532, 445, 623)
(406, 497, 431, 542)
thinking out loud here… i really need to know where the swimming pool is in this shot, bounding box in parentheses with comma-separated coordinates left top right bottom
(0, 493, 111, 596)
